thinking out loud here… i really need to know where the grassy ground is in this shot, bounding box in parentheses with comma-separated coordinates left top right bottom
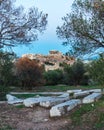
(0, 84, 103, 100)
(33, 85, 102, 92)
(0, 85, 104, 130)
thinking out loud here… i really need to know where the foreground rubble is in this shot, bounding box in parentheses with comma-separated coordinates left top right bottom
(5, 89, 103, 117)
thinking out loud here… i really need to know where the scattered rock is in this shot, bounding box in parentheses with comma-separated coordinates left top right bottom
(74, 91, 90, 98)
(6, 94, 23, 104)
(40, 93, 70, 108)
(23, 97, 53, 107)
(88, 89, 102, 93)
(50, 99, 81, 117)
(40, 97, 69, 108)
(82, 92, 102, 104)
(67, 89, 82, 93)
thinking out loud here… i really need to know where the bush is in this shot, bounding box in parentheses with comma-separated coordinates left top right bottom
(0, 51, 16, 86)
(64, 60, 89, 86)
(89, 54, 104, 86)
(43, 69, 64, 85)
(15, 57, 45, 89)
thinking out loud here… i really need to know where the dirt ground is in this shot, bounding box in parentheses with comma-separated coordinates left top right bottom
(0, 103, 104, 130)
(0, 103, 72, 130)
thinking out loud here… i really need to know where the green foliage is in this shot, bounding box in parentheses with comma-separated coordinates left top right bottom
(95, 113, 104, 129)
(15, 104, 25, 109)
(64, 60, 89, 86)
(43, 69, 64, 85)
(89, 55, 104, 85)
(0, 85, 8, 101)
(70, 95, 104, 129)
(0, 125, 14, 130)
(57, 0, 104, 56)
(0, 51, 16, 86)
(71, 104, 96, 124)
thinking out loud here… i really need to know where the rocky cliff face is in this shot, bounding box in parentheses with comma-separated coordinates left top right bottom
(22, 50, 75, 71)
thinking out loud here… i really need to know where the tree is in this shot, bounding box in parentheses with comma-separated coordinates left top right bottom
(43, 69, 64, 85)
(15, 57, 44, 89)
(57, 0, 104, 56)
(89, 54, 104, 86)
(64, 60, 88, 86)
(0, 0, 48, 48)
(0, 51, 15, 86)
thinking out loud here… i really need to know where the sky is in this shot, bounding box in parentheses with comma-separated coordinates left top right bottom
(12, 0, 74, 56)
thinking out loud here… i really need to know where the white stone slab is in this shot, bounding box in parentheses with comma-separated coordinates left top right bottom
(82, 93, 102, 104)
(74, 91, 90, 98)
(88, 89, 102, 93)
(23, 96, 53, 107)
(40, 97, 69, 108)
(6, 94, 23, 104)
(40, 93, 70, 108)
(67, 89, 82, 93)
(50, 99, 81, 117)
(58, 93, 69, 99)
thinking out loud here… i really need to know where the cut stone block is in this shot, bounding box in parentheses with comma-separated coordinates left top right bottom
(67, 89, 82, 94)
(6, 94, 23, 104)
(40, 97, 69, 108)
(74, 91, 90, 98)
(82, 93, 102, 104)
(50, 99, 81, 117)
(23, 96, 53, 107)
(58, 93, 69, 99)
(40, 93, 70, 108)
(88, 89, 102, 93)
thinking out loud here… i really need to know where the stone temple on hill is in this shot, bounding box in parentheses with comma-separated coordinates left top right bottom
(22, 50, 75, 71)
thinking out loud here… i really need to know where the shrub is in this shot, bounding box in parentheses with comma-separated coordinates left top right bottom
(15, 57, 45, 89)
(43, 69, 64, 85)
(89, 54, 104, 86)
(64, 60, 89, 86)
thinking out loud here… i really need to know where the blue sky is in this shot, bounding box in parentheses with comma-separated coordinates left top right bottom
(13, 0, 74, 56)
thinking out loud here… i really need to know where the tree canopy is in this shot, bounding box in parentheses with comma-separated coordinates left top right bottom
(0, 0, 48, 49)
(57, 0, 104, 56)
(15, 57, 45, 89)
(88, 54, 104, 86)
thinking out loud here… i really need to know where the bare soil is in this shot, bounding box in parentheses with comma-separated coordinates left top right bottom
(0, 103, 72, 130)
(0, 103, 104, 130)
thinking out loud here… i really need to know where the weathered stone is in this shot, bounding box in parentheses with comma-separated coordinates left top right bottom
(82, 93, 102, 104)
(22, 50, 75, 71)
(23, 96, 53, 107)
(6, 94, 23, 104)
(67, 89, 82, 94)
(88, 89, 102, 93)
(74, 91, 90, 98)
(40, 93, 70, 108)
(40, 97, 69, 108)
(50, 99, 81, 117)
(58, 93, 69, 99)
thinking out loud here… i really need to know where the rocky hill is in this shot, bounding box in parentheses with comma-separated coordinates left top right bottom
(22, 50, 75, 71)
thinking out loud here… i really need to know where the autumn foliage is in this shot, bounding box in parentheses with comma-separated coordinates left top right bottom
(15, 57, 44, 89)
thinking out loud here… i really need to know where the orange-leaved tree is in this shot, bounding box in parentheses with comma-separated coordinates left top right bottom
(15, 57, 45, 89)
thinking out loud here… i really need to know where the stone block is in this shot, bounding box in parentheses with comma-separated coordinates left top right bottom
(6, 94, 23, 104)
(40, 93, 70, 108)
(50, 99, 81, 117)
(74, 91, 90, 98)
(82, 93, 102, 104)
(40, 97, 69, 108)
(88, 89, 102, 93)
(67, 89, 82, 94)
(23, 96, 53, 107)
